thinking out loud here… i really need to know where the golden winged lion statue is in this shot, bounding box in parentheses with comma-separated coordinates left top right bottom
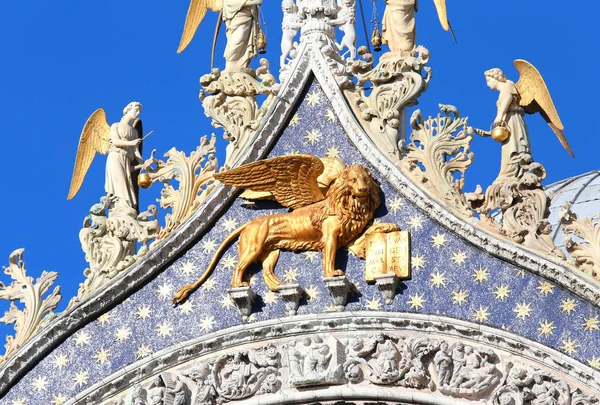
(173, 155, 393, 306)
(177, 0, 262, 70)
(67, 102, 145, 211)
(478, 59, 574, 184)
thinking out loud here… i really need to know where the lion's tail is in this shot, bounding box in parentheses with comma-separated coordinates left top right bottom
(172, 223, 247, 306)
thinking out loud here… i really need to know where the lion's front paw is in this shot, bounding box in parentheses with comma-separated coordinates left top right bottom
(231, 281, 250, 288)
(325, 269, 345, 278)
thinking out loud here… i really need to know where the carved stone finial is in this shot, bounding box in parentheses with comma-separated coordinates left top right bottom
(227, 286, 256, 322)
(0, 248, 62, 365)
(276, 284, 304, 316)
(323, 276, 351, 311)
(373, 273, 400, 305)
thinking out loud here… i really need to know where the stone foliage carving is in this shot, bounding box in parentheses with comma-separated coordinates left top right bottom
(467, 163, 565, 259)
(144, 135, 218, 243)
(200, 59, 276, 169)
(101, 333, 597, 405)
(560, 204, 600, 280)
(0, 249, 61, 365)
(350, 46, 431, 160)
(403, 105, 475, 218)
(70, 196, 159, 307)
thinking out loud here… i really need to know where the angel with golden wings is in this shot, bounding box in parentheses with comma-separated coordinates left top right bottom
(177, 0, 262, 70)
(382, 0, 451, 54)
(67, 102, 145, 211)
(481, 60, 574, 184)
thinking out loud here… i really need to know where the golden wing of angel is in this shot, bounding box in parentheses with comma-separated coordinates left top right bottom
(177, 0, 223, 54)
(66, 108, 111, 200)
(432, 0, 449, 31)
(514, 59, 574, 158)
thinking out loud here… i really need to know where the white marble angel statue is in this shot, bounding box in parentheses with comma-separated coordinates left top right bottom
(382, 0, 450, 54)
(480, 60, 574, 184)
(67, 102, 145, 212)
(177, 0, 263, 70)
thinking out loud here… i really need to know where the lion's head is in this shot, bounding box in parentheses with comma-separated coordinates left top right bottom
(326, 164, 381, 221)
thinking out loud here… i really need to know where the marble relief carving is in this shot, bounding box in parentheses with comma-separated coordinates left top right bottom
(100, 334, 598, 405)
(560, 203, 600, 281)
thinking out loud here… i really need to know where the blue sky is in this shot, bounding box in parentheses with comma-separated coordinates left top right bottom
(0, 1, 598, 339)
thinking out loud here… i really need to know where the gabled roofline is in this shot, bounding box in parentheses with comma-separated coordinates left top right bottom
(1, 41, 599, 396)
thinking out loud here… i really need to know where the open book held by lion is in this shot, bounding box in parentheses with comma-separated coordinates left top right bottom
(173, 155, 400, 306)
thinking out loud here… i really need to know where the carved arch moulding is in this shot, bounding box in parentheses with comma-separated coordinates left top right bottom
(69, 313, 599, 405)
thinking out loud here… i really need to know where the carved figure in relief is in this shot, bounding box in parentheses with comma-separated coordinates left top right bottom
(221, 353, 252, 396)
(178, 0, 263, 70)
(288, 335, 344, 387)
(329, 0, 357, 60)
(132, 385, 148, 405)
(68, 102, 146, 212)
(168, 376, 188, 405)
(184, 362, 217, 404)
(382, 0, 450, 54)
(147, 375, 166, 405)
(434, 342, 452, 386)
(173, 155, 381, 305)
(374, 334, 401, 380)
(281, 0, 303, 67)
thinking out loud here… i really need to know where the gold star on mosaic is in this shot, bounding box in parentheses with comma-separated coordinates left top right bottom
(283, 268, 298, 283)
(74, 370, 89, 387)
(514, 268, 526, 278)
(538, 320, 556, 338)
(514, 302, 533, 320)
(201, 316, 216, 332)
(431, 232, 447, 249)
(589, 357, 600, 370)
(307, 91, 321, 106)
(325, 303, 337, 312)
(222, 217, 238, 233)
(325, 109, 336, 122)
(304, 251, 319, 262)
(583, 316, 600, 332)
(115, 326, 132, 342)
(180, 260, 195, 276)
(180, 300, 195, 315)
(136, 344, 152, 359)
(430, 271, 447, 288)
(411, 253, 426, 270)
(136, 305, 152, 320)
(94, 348, 111, 364)
(452, 251, 468, 266)
(202, 238, 217, 254)
(31, 376, 48, 392)
(408, 215, 424, 230)
(221, 294, 235, 309)
(12, 400, 26, 405)
(388, 197, 404, 214)
(51, 394, 67, 405)
(201, 278, 216, 291)
(493, 284, 511, 301)
(366, 297, 382, 310)
(408, 294, 426, 310)
(156, 282, 174, 300)
(560, 298, 578, 315)
(304, 129, 322, 145)
(98, 313, 111, 326)
(537, 281, 555, 296)
(74, 331, 90, 346)
(222, 254, 237, 270)
(326, 146, 340, 158)
(289, 112, 301, 128)
(561, 337, 579, 355)
(451, 290, 469, 306)
(156, 321, 174, 338)
(286, 148, 300, 156)
(264, 291, 278, 305)
(305, 285, 320, 300)
(473, 306, 490, 322)
(53, 354, 68, 369)
(472, 266, 489, 283)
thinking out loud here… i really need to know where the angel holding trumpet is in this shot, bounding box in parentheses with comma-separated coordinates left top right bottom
(476, 60, 574, 185)
(67, 102, 149, 213)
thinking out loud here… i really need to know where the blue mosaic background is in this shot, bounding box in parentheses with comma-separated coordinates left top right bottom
(5, 80, 600, 404)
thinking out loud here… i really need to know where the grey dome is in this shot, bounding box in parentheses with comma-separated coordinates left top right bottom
(546, 170, 600, 249)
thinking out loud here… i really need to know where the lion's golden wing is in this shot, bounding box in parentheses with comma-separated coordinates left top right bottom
(177, 0, 223, 53)
(514, 59, 574, 158)
(214, 155, 326, 209)
(432, 0, 450, 31)
(67, 108, 111, 200)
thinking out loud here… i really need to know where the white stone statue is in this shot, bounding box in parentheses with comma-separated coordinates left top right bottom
(67, 102, 145, 212)
(382, 0, 450, 54)
(178, 0, 263, 70)
(281, 0, 303, 67)
(329, 0, 357, 60)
